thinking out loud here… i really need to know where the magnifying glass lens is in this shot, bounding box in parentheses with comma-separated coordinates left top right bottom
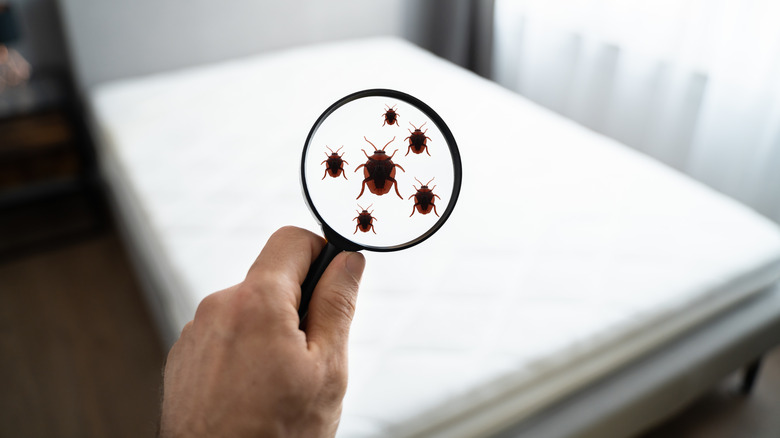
(303, 93, 459, 250)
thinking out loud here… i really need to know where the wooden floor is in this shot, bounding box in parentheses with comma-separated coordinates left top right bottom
(1, 229, 779, 437)
(640, 350, 780, 438)
(0, 232, 165, 438)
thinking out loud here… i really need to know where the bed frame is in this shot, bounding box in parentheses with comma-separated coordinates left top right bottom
(495, 285, 780, 437)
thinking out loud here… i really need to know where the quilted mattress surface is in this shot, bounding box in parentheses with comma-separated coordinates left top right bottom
(88, 38, 780, 437)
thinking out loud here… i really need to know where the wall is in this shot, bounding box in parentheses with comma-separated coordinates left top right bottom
(56, 0, 415, 91)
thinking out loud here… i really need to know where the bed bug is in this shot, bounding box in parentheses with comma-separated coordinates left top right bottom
(409, 177, 441, 217)
(404, 122, 432, 156)
(355, 136, 405, 199)
(321, 145, 349, 180)
(382, 104, 399, 126)
(354, 204, 377, 234)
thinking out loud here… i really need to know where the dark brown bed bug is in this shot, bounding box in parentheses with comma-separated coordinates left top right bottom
(404, 122, 432, 156)
(355, 136, 405, 199)
(321, 146, 348, 180)
(409, 177, 441, 217)
(354, 204, 377, 234)
(382, 104, 399, 126)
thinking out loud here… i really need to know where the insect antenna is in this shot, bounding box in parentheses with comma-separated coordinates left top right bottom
(409, 122, 419, 131)
(382, 137, 396, 150)
(335, 145, 343, 153)
(414, 177, 424, 186)
(426, 177, 435, 186)
(326, 145, 334, 154)
(363, 137, 378, 150)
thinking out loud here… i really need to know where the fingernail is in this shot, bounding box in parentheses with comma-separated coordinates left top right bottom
(345, 251, 366, 281)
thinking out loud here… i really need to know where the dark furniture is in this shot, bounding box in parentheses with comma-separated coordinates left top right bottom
(0, 71, 104, 258)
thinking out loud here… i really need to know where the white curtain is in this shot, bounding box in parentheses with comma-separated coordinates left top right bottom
(492, 0, 780, 223)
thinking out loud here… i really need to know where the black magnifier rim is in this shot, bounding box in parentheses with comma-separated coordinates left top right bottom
(301, 88, 462, 252)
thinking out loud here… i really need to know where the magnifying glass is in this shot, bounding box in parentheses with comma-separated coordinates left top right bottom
(299, 89, 462, 321)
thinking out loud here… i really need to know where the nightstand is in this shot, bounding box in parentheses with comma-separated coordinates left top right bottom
(0, 72, 105, 258)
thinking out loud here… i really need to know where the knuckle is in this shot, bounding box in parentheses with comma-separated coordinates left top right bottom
(193, 291, 222, 321)
(226, 283, 269, 320)
(192, 285, 244, 327)
(242, 272, 298, 311)
(269, 226, 324, 251)
(272, 225, 305, 240)
(250, 270, 291, 293)
(231, 280, 299, 330)
(179, 320, 194, 337)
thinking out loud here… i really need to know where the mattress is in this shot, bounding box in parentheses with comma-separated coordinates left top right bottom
(87, 38, 780, 437)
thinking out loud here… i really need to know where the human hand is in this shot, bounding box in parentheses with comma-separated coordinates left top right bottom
(159, 226, 366, 438)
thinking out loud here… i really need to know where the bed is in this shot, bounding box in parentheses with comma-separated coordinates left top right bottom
(85, 38, 780, 437)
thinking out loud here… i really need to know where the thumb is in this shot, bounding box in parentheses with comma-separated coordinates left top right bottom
(305, 251, 365, 353)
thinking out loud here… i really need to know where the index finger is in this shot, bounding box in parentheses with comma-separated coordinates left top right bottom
(244, 226, 326, 313)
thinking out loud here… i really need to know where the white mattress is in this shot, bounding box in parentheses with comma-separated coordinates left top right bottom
(87, 38, 780, 437)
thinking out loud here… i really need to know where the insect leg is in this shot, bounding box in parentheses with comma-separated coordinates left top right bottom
(354, 163, 365, 172)
(354, 224, 359, 234)
(322, 169, 329, 180)
(388, 177, 403, 199)
(395, 163, 406, 172)
(371, 223, 376, 234)
(405, 145, 412, 156)
(433, 204, 440, 217)
(341, 170, 348, 180)
(356, 179, 368, 199)
(425, 145, 431, 157)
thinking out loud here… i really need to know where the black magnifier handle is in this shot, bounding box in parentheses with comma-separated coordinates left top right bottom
(298, 241, 342, 325)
